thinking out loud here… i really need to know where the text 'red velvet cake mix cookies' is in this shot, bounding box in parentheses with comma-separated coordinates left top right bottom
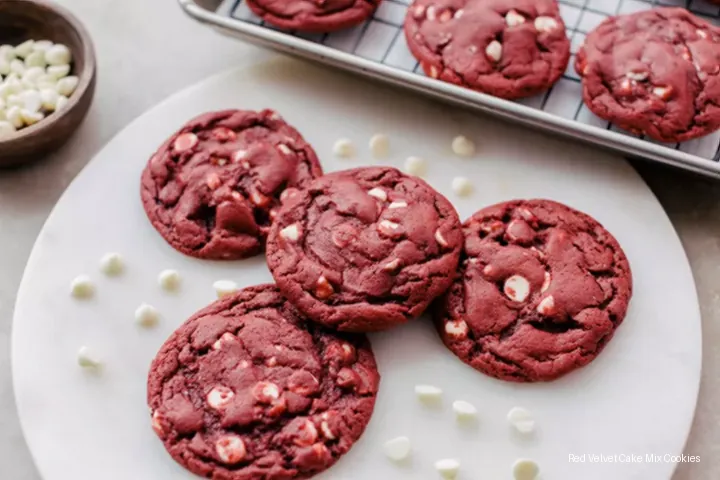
(148, 284, 379, 480)
(141, 109, 323, 260)
(575, 8, 720, 142)
(404, 0, 570, 99)
(266, 166, 463, 333)
(245, 0, 381, 32)
(434, 200, 632, 382)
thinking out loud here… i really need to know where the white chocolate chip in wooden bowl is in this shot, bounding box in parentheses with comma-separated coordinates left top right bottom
(369, 133, 390, 158)
(415, 384, 443, 404)
(158, 269, 181, 291)
(404, 156, 427, 177)
(507, 407, 536, 434)
(452, 400, 478, 421)
(513, 458, 540, 480)
(485, 40, 503, 62)
(504, 275, 530, 302)
(333, 138, 355, 158)
(135, 303, 160, 328)
(70, 275, 94, 299)
(435, 458, 460, 479)
(213, 280, 240, 299)
(383, 436, 412, 462)
(99, 252, 124, 276)
(451, 176, 474, 197)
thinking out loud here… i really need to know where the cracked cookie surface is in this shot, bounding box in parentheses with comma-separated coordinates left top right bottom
(403, 0, 570, 99)
(576, 7, 720, 142)
(433, 199, 632, 382)
(246, 0, 381, 32)
(266, 166, 463, 332)
(147, 284, 379, 480)
(141, 109, 323, 260)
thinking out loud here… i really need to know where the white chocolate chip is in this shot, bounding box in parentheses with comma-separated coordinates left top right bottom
(213, 332, 236, 350)
(541, 272, 551, 293)
(452, 400, 478, 421)
(388, 201, 408, 209)
(451, 177, 474, 197)
(214, 280, 240, 299)
(280, 224, 300, 242)
(383, 258, 401, 272)
(315, 275, 335, 299)
(383, 436, 411, 462)
(534, 16, 558, 33)
(14, 40, 34, 59)
(367, 187, 388, 201)
(77, 346, 102, 368)
(697, 29, 708, 39)
(20, 109, 43, 126)
(99, 252, 124, 276)
(207, 385, 235, 410)
(151, 410, 164, 435)
(333, 138, 355, 158)
(435, 459, 460, 480)
(215, 435, 246, 464)
(513, 459, 540, 480)
(504, 275, 530, 303)
(415, 384, 443, 403)
(0, 45, 15, 61)
(505, 10, 526, 27)
(626, 71, 648, 82)
(71, 275, 94, 299)
(135, 303, 160, 328)
(56, 75, 79, 97)
(435, 229, 448, 247)
(39, 88, 59, 111)
(292, 419, 318, 446)
(369, 133, 390, 158)
(404, 156, 427, 176)
(536, 295, 555, 315)
(485, 40, 503, 62)
(445, 319, 468, 337)
(277, 143, 292, 155)
(253, 381, 280, 402)
(320, 421, 335, 440)
(47, 64, 70, 80)
(173, 132, 198, 152)
(44, 44, 72, 66)
(250, 189, 270, 207)
(426, 5, 437, 20)
(428, 64, 439, 78)
(454, 9, 464, 19)
(6, 106, 23, 129)
(55, 95, 69, 111)
(158, 269, 181, 291)
(451, 135, 476, 157)
(653, 86, 673, 100)
(0, 121, 16, 140)
(32, 40, 52, 53)
(413, 4, 426, 19)
(22, 67, 45, 88)
(24, 50, 46, 68)
(507, 407, 536, 434)
(378, 220, 400, 236)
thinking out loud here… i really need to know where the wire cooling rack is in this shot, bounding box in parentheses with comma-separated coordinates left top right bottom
(181, 0, 720, 177)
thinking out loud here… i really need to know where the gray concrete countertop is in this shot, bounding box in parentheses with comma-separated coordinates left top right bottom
(0, 1, 717, 478)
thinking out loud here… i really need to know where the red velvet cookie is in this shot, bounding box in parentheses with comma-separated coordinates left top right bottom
(148, 284, 379, 479)
(404, 0, 570, 99)
(266, 166, 463, 332)
(434, 200, 632, 382)
(575, 8, 720, 142)
(245, 0, 380, 32)
(141, 109, 323, 260)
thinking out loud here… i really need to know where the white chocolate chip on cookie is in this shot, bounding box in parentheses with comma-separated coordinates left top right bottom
(537, 295, 556, 315)
(367, 187, 388, 201)
(378, 220, 400, 236)
(173, 132, 198, 152)
(506, 10, 526, 27)
(388, 200, 408, 209)
(541, 272, 551, 293)
(504, 275, 530, 302)
(207, 385, 235, 410)
(534, 16, 558, 33)
(435, 229, 449, 247)
(253, 381, 280, 403)
(485, 40, 503, 62)
(280, 224, 300, 242)
(216, 435, 246, 464)
(315, 275, 335, 299)
(445, 319, 468, 338)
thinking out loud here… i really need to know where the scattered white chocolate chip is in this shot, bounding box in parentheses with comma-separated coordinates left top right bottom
(388, 200, 407, 209)
(404, 156, 427, 176)
(697, 29, 708, 39)
(534, 16, 558, 33)
(253, 381, 280, 402)
(44, 44, 72, 66)
(280, 223, 300, 242)
(513, 459, 540, 480)
(454, 9, 464, 19)
(451, 177, 474, 197)
(135, 303, 160, 328)
(367, 187, 388, 201)
(485, 40, 503, 62)
(214, 280, 240, 299)
(452, 400, 478, 421)
(207, 385, 235, 410)
(435, 458, 460, 480)
(415, 384, 443, 403)
(77, 346, 102, 368)
(536, 295, 555, 315)
(158, 269, 181, 291)
(215, 435, 246, 464)
(451, 135, 476, 157)
(99, 252, 124, 276)
(504, 275, 530, 302)
(383, 436, 412, 462)
(70, 275, 94, 299)
(445, 319, 468, 337)
(333, 138, 355, 158)
(507, 407, 536, 434)
(505, 9, 526, 27)
(369, 133, 390, 158)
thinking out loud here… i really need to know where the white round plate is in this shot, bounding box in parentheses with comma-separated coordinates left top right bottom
(13, 58, 701, 480)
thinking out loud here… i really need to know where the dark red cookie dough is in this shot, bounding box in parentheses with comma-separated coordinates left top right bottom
(246, 0, 380, 32)
(141, 109, 323, 260)
(266, 166, 463, 333)
(575, 8, 720, 142)
(433, 200, 632, 382)
(148, 284, 379, 480)
(404, 0, 570, 99)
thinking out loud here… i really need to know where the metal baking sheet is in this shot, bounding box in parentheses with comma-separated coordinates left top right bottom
(180, 0, 720, 178)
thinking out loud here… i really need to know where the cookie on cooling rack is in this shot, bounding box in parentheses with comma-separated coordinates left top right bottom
(245, 0, 381, 32)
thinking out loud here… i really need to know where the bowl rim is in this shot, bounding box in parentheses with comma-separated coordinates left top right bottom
(0, 0, 97, 147)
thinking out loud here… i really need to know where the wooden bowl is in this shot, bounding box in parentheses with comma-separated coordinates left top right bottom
(0, 0, 96, 168)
